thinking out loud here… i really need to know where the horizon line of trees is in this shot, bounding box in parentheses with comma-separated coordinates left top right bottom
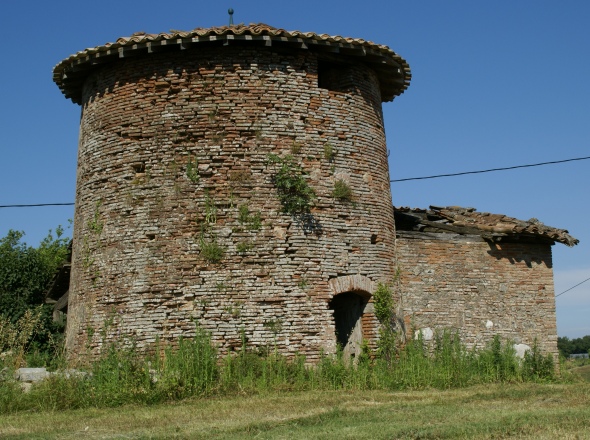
(557, 336, 590, 358)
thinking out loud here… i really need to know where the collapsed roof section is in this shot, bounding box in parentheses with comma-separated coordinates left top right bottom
(53, 23, 411, 104)
(395, 206, 579, 247)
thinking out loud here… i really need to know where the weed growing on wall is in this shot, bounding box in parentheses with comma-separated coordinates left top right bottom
(87, 200, 104, 235)
(186, 155, 199, 183)
(236, 241, 253, 254)
(199, 235, 224, 264)
(203, 191, 217, 225)
(297, 277, 309, 290)
(248, 212, 261, 230)
(266, 154, 316, 215)
(238, 204, 262, 230)
(323, 143, 336, 162)
(332, 179, 354, 203)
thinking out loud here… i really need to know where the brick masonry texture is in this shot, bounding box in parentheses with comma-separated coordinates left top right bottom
(67, 46, 397, 361)
(395, 231, 559, 358)
(58, 29, 566, 364)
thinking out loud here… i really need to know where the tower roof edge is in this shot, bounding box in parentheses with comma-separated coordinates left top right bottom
(53, 23, 411, 104)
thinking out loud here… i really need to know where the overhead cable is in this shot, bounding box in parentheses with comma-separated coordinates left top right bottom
(391, 156, 590, 182)
(0, 203, 75, 208)
(555, 276, 590, 298)
(1, 156, 589, 208)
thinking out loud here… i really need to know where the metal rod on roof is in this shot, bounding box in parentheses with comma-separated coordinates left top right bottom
(228, 8, 234, 26)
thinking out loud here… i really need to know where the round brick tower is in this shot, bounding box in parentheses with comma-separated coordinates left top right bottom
(53, 23, 411, 362)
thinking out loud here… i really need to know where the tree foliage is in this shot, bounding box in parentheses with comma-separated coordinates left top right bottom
(0, 227, 70, 357)
(558, 335, 590, 357)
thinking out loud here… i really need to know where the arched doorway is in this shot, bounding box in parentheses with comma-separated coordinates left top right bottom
(329, 291, 369, 361)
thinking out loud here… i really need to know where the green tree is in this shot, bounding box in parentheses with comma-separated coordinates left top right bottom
(558, 335, 590, 357)
(0, 227, 70, 359)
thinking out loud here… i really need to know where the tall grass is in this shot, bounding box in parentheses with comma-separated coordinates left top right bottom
(0, 307, 44, 369)
(0, 327, 557, 414)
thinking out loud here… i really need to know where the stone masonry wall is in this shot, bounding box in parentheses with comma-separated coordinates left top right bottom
(67, 45, 396, 362)
(395, 231, 559, 358)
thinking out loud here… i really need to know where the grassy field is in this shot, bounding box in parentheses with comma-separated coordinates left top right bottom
(1, 382, 589, 439)
(571, 364, 590, 382)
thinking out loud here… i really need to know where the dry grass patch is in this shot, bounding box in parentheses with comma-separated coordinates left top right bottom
(571, 364, 590, 382)
(1, 383, 590, 439)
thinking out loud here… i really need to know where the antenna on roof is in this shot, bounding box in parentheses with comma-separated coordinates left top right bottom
(228, 8, 234, 26)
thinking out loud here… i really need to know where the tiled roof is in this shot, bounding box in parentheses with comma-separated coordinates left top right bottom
(53, 23, 411, 104)
(395, 206, 579, 247)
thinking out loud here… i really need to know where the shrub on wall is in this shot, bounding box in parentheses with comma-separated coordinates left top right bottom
(332, 179, 354, 203)
(266, 154, 316, 215)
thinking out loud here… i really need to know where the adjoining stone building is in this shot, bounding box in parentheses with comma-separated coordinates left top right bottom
(52, 23, 576, 362)
(394, 206, 577, 360)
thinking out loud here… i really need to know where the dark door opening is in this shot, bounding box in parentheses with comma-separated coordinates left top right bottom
(329, 292, 367, 361)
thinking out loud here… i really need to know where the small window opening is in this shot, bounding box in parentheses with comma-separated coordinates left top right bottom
(371, 234, 378, 244)
(318, 61, 355, 93)
(131, 162, 146, 175)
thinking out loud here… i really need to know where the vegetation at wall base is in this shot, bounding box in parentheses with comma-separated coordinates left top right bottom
(0, 323, 559, 415)
(0, 229, 568, 416)
(373, 282, 397, 363)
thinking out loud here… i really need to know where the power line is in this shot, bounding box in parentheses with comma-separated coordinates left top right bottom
(555, 276, 590, 298)
(1, 156, 589, 208)
(391, 156, 590, 183)
(0, 203, 74, 208)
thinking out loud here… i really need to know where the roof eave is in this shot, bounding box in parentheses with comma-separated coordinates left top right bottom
(53, 24, 411, 104)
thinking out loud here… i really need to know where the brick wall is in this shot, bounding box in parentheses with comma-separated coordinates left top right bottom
(67, 45, 397, 362)
(396, 231, 559, 358)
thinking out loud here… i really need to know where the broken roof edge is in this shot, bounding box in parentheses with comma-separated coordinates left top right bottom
(53, 23, 411, 104)
(394, 206, 579, 247)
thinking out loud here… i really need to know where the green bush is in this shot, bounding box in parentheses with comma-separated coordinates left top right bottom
(522, 340, 555, 381)
(373, 283, 397, 363)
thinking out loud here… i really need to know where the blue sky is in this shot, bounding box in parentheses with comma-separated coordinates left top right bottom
(1, 1, 588, 338)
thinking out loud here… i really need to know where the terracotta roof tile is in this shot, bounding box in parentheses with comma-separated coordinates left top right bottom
(395, 206, 579, 247)
(53, 23, 411, 104)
